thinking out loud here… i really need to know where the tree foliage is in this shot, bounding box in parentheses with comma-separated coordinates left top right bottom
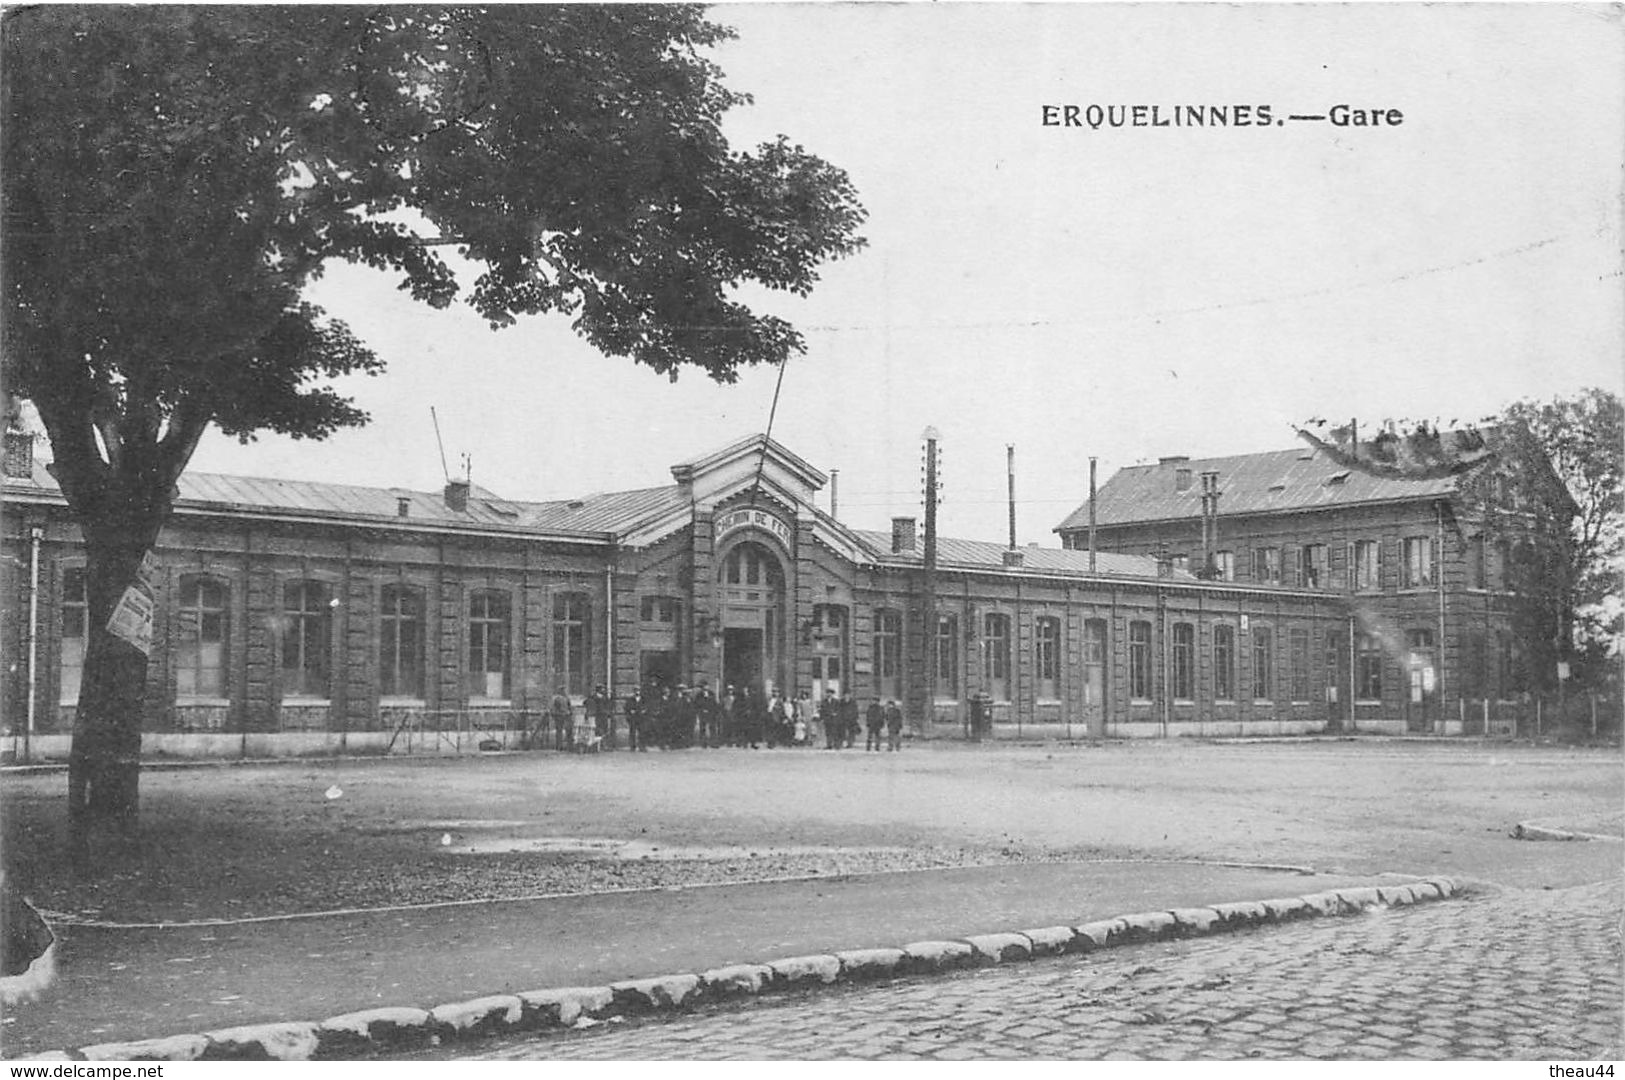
(0, 5, 866, 849)
(1299, 388, 1623, 689)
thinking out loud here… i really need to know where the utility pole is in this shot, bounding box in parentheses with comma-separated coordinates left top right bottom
(1088, 457, 1098, 573)
(1006, 444, 1016, 550)
(918, 427, 941, 735)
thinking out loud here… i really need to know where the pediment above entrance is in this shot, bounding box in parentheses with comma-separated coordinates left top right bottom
(670, 435, 827, 510)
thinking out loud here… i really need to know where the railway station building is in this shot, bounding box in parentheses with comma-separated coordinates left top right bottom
(1, 428, 1557, 762)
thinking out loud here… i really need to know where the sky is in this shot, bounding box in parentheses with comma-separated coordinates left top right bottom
(183, 3, 1624, 547)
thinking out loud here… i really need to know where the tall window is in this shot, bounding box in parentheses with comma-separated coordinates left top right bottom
(60, 567, 88, 704)
(467, 590, 511, 700)
(282, 581, 331, 698)
(1289, 628, 1311, 702)
(983, 612, 1011, 700)
(1172, 622, 1195, 701)
(553, 592, 591, 697)
(1252, 627, 1273, 701)
(1402, 536, 1435, 588)
(1352, 540, 1380, 591)
(1299, 544, 1327, 588)
(176, 576, 229, 699)
(1213, 624, 1236, 701)
(1495, 539, 1514, 591)
(810, 604, 848, 699)
(1082, 619, 1107, 710)
(1496, 629, 1521, 698)
(379, 584, 425, 699)
(874, 609, 903, 702)
(1469, 535, 1488, 589)
(933, 614, 958, 699)
(1129, 620, 1153, 700)
(1252, 547, 1281, 584)
(1035, 616, 1061, 700)
(1214, 551, 1234, 582)
(1356, 633, 1383, 701)
(1406, 628, 1436, 704)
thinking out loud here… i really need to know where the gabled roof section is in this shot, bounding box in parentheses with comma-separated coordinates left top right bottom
(671, 433, 827, 492)
(1056, 444, 1467, 532)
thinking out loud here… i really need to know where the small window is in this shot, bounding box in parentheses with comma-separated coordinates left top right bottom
(1402, 536, 1435, 588)
(1252, 547, 1281, 584)
(639, 595, 680, 624)
(1214, 551, 1235, 582)
(1299, 544, 1328, 589)
(1327, 471, 1350, 486)
(1352, 540, 1380, 591)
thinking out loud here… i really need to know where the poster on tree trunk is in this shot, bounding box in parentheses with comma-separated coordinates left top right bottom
(106, 585, 153, 656)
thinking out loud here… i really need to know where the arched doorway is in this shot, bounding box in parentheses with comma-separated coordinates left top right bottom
(716, 540, 786, 697)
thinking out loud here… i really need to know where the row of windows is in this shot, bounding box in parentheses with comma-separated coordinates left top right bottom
(1141, 621, 1317, 703)
(59, 571, 595, 705)
(893, 612, 1337, 706)
(1177, 537, 1441, 590)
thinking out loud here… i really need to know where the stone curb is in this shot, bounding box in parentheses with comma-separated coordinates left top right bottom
(1512, 820, 1625, 843)
(42, 876, 1460, 1062)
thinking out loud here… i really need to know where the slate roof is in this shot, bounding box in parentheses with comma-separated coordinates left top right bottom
(518, 484, 688, 534)
(849, 529, 1184, 581)
(4, 463, 644, 538)
(1055, 445, 1465, 533)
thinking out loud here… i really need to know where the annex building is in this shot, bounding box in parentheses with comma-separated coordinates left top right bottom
(1, 429, 1551, 762)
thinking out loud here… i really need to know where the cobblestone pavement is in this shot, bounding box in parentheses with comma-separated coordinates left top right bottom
(441, 880, 1623, 1060)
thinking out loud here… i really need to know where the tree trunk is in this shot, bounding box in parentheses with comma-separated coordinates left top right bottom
(66, 532, 152, 867)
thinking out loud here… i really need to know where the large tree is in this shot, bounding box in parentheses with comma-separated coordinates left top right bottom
(1298, 388, 1622, 693)
(1, 6, 866, 858)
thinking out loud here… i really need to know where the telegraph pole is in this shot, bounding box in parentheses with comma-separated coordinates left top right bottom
(918, 427, 941, 734)
(1006, 444, 1016, 550)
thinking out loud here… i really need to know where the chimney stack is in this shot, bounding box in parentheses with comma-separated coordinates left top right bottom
(891, 516, 917, 554)
(444, 480, 470, 512)
(3, 431, 33, 480)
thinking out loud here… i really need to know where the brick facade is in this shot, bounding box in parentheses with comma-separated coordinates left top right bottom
(3, 434, 1536, 761)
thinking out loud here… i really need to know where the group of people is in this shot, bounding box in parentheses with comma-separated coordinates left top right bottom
(541, 681, 906, 753)
(819, 693, 906, 752)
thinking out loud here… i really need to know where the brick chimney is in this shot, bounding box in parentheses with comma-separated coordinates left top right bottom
(444, 480, 470, 512)
(1002, 549, 1024, 568)
(3, 430, 33, 480)
(891, 516, 917, 553)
